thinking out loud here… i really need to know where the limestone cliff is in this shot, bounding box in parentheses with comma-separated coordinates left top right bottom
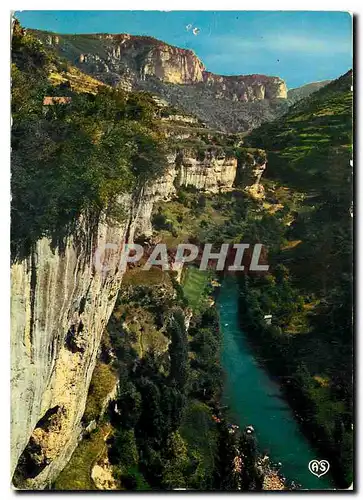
(11, 193, 143, 488)
(135, 149, 239, 236)
(140, 41, 205, 84)
(32, 29, 289, 132)
(11, 147, 264, 488)
(41, 31, 286, 101)
(202, 72, 287, 101)
(41, 32, 205, 86)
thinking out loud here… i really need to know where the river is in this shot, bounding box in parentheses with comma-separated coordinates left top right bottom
(217, 277, 334, 490)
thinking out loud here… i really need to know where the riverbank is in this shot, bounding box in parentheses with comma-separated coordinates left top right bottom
(217, 277, 334, 490)
(235, 269, 353, 489)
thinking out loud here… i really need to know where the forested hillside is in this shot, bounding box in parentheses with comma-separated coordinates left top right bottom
(242, 71, 353, 487)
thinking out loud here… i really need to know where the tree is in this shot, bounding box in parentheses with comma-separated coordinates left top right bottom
(167, 309, 189, 393)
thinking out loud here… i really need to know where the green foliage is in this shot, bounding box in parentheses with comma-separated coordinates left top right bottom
(160, 432, 189, 489)
(167, 308, 189, 392)
(247, 71, 352, 192)
(180, 401, 219, 489)
(11, 23, 166, 260)
(239, 71, 353, 488)
(216, 421, 241, 490)
(109, 429, 139, 470)
(118, 466, 151, 491)
(112, 376, 142, 430)
(239, 268, 303, 330)
(152, 209, 178, 236)
(83, 362, 117, 424)
(182, 267, 211, 311)
(53, 425, 111, 490)
(189, 307, 222, 403)
(104, 273, 223, 490)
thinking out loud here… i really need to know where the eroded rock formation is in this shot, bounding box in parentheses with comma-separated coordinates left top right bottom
(11, 193, 142, 488)
(32, 30, 287, 104)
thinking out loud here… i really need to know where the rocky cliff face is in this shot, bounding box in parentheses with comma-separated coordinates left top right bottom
(202, 72, 287, 101)
(38, 30, 286, 99)
(70, 34, 205, 86)
(139, 41, 205, 84)
(135, 150, 239, 236)
(71, 33, 287, 101)
(41, 30, 286, 101)
(32, 29, 288, 132)
(11, 148, 264, 488)
(11, 193, 143, 488)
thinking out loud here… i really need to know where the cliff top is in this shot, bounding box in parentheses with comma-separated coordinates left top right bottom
(30, 28, 284, 82)
(30, 29, 201, 56)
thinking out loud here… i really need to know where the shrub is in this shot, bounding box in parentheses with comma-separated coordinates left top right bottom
(83, 362, 117, 424)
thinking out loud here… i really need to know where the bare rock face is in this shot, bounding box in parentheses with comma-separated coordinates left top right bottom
(178, 155, 237, 191)
(67, 33, 205, 86)
(31, 29, 289, 132)
(32, 30, 287, 102)
(11, 193, 144, 488)
(202, 72, 287, 101)
(136, 149, 265, 236)
(91, 453, 118, 490)
(109, 34, 205, 84)
(78, 35, 286, 101)
(135, 150, 238, 236)
(141, 43, 204, 84)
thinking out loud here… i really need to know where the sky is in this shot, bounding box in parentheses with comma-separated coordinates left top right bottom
(15, 11, 352, 89)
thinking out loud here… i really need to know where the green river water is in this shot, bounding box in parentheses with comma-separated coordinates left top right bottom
(217, 277, 334, 490)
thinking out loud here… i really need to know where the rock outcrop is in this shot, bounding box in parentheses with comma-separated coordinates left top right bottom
(38, 29, 286, 99)
(11, 193, 143, 488)
(135, 149, 240, 236)
(202, 72, 287, 101)
(140, 41, 205, 84)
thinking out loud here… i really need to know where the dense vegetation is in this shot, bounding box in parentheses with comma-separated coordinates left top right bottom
(243, 71, 353, 487)
(104, 272, 225, 490)
(61, 263, 265, 491)
(153, 72, 353, 483)
(11, 21, 166, 260)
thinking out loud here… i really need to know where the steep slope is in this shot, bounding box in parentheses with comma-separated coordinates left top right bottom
(247, 70, 352, 190)
(30, 29, 289, 133)
(11, 23, 165, 488)
(244, 70, 353, 487)
(287, 79, 331, 104)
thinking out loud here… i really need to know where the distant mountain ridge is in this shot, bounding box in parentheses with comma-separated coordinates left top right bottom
(287, 80, 331, 104)
(31, 30, 287, 99)
(29, 29, 289, 132)
(30, 29, 338, 133)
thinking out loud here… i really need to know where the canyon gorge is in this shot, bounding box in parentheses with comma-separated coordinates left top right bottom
(11, 20, 352, 490)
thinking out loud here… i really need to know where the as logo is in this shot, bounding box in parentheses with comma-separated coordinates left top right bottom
(308, 460, 330, 478)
